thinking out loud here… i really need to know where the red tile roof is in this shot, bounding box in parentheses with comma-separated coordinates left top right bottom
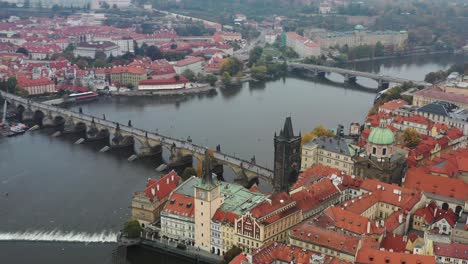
(17, 77, 53, 87)
(174, 57, 204, 67)
(250, 192, 300, 225)
(229, 253, 248, 264)
(144, 170, 180, 201)
(212, 208, 239, 225)
(355, 247, 436, 264)
(290, 223, 360, 255)
(139, 76, 190, 85)
(110, 66, 146, 75)
(379, 99, 409, 111)
(380, 233, 408, 253)
(292, 164, 341, 190)
(315, 207, 384, 235)
(414, 201, 437, 224)
(163, 193, 194, 218)
(404, 167, 468, 201)
(433, 242, 468, 260)
(415, 86, 468, 105)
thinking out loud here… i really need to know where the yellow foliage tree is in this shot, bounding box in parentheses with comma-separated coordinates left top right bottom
(301, 125, 335, 144)
(402, 128, 421, 148)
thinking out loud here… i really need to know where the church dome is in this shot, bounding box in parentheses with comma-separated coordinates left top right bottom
(368, 120, 395, 145)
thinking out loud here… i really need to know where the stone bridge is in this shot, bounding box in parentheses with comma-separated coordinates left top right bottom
(1, 91, 273, 184)
(288, 62, 431, 89)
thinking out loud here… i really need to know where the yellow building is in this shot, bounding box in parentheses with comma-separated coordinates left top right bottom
(301, 136, 358, 174)
(110, 66, 147, 88)
(131, 170, 181, 227)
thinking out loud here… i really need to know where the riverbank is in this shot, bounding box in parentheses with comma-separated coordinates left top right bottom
(345, 50, 453, 64)
(113, 84, 215, 97)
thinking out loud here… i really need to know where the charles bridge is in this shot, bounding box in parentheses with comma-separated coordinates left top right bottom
(1, 91, 273, 184)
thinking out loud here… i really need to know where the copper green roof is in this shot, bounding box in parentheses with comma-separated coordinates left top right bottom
(368, 120, 395, 145)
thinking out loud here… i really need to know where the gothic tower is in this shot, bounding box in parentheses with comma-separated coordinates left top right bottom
(273, 117, 301, 193)
(194, 150, 223, 251)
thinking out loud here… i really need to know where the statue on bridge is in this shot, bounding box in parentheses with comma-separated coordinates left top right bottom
(128, 120, 132, 127)
(103, 114, 106, 120)
(79, 107, 83, 114)
(251, 155, 256, 164)
(216, 144, 221, 152)
(187, 136, 192, 143)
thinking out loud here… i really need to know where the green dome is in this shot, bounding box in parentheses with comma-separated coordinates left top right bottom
(354, 24, 365, 31)
(368, 120, 395, 145)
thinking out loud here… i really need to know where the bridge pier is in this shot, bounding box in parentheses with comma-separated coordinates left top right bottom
(110, 124, 135, 150)
(344, 74, 357, 84)
(378, 80, 390, 89)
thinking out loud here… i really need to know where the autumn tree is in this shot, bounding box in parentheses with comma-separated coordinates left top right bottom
(402, 128, 421, 148)
(220, 57, 243, 76)
(251, 65, 267, 81)
(302, 125, 335, 144)
(222, 245, 243, 264)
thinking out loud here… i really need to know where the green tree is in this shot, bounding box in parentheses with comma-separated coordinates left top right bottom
(248, 46, 263, 67)
(24, 0, 30, 8)
(251, 65, 267, 81)
(95, 51, 107, 61)
(52, 4, 60, 12)
(181, 167, 196, 181)
(220, 57, 243, 76)
(6, 77, 17, 94)
(222, 72, 232, 86)
(123, 219, 142, 238)
(222, 245, 243, 264)
(145, 45, 162, 60)
(101, 1, 110, 9)
(374, 42, 385, 57)
(204, 74, 218, 87)
(403, 128, 421, 148)
(16, 47, 29, 56)
(181, 69, 196, 82)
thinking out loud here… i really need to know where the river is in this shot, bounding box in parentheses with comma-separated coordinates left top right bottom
(0, 54, 465, 264)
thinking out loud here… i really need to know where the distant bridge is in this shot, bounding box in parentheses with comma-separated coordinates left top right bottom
(1, 91, 273, 184)
(288, 62, 431, 89)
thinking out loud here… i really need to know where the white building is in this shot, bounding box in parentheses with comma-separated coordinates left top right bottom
(74, 41, 120, 58)
(285, 32, 321, 58)
(173, 57, 204, 75)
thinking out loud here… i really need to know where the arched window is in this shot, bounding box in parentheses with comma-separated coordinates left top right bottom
(382, 148, 387, 156)
(372, 147, 376, 155)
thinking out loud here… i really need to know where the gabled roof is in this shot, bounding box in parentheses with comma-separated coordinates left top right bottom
(433, 242, 468, 260)
(355, 247, 436, 264)
(143, 170, 180, 201)
(163, 193, 194, 218)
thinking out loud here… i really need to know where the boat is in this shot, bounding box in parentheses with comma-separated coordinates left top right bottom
(9, 123, 28, 135)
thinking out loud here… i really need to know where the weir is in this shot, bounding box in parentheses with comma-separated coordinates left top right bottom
(0, 230, 118, 243)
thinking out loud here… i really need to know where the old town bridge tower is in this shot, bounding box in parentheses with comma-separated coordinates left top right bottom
(273, 117, 301, 193)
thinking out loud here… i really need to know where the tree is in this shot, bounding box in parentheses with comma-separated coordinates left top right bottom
(112, 3, 118, 9)
(375, 42, 385, 57)
(248, 46, 263, 67)
(181, 167, 196, 181)
(220, 57, 243, 76)
(16, 47, 29, 56)
(6, 77, 17, 94)
(52, 4, 60, 12)
(181, 69, 196, 82)
(302, 125, 335, 144)
(123, 219, 142, 238)
(145, 45, 162, 60)
(24, 0, 30, 8)
(222, 72, 232, 86)
(101, 1, 110, 9)
(403, 128, 421, 148)
(204, 74, 218, 87)
(95, 51, 107, 61)
(223, 245, 243, 264)
(251, 65, 267, 81)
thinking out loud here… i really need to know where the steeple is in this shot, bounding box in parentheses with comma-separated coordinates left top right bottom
(201, 150, 214, 186)
(280, 116, 294, 139)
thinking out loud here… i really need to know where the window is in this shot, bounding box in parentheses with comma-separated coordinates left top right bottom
(372, 147, 376, 155)
(382, 148, 387, 156)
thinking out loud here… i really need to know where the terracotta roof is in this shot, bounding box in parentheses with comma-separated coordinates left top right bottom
(380, 233, 408, 253)
(433, 208, 457, 227)
(291, 223, 360, 255)
(252, 241, 319, 264)
(292, 164, 341, 190)
(433, 242, 468, 260)
(212, 208, 239, 225)
(414, 201, 437, 224)
(143, 170, 180, 201)
(110, 66, 146, 75)
(415, 86, 468, 105)
(379, 99, 409, 111)
(229, 253, 248, 264)
(174, 56, 204, 67)
(404, 167, 468, 201)
(250, 192, 299, 225)
(315, 207, 384, 235)
(163, 193, 194, 218)
(17, 77, 53, 87)
(355, 247, 436, 264)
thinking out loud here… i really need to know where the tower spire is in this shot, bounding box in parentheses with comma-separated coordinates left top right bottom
(201, 150, 214, 186)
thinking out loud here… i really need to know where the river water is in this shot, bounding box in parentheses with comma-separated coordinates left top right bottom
(0, 54, 465, 264)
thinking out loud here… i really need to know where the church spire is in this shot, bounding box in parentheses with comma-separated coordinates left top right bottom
(201, 150, 214, 186)
(282, 116, 294, 139)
